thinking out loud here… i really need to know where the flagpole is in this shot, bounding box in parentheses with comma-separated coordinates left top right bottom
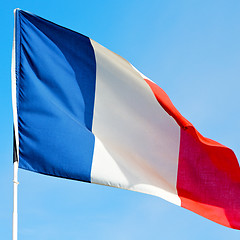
(12, 161, 19, 240)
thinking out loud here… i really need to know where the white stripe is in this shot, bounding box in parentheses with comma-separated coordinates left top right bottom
(90, 39, 181, 206)
(12, 9, 19, 161)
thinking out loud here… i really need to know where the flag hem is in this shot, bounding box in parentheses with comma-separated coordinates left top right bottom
(12, 9, 19, 162)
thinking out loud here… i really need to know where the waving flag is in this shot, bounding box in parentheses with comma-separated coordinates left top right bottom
(12, 9, 240, 229)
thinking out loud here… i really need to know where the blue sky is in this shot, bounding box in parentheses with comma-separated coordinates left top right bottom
(1, 1, 240, 239)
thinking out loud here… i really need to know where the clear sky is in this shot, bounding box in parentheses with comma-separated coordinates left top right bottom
(1, 1, 240, 239)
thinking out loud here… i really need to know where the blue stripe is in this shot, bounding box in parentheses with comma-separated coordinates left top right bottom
(16, 10, 96, 182)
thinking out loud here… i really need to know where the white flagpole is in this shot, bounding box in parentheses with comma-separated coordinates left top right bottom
(12, 161, 19, 240)
(12, 9, 19, 240)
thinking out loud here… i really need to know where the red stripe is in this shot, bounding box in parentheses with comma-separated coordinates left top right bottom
(145, 78, 240, 229)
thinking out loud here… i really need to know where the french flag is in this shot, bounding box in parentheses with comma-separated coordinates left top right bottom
(12, 9, 240, 229)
